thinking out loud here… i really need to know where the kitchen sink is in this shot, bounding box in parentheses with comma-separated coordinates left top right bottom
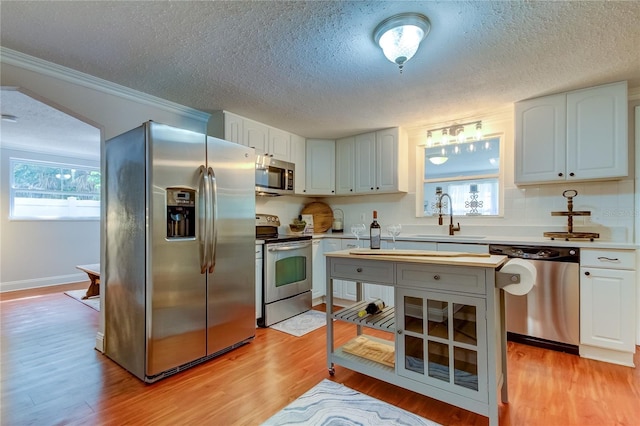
(413, 234, 486, 240)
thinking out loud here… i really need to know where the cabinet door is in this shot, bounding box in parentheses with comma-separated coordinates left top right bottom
(376, 128, 401, 192)
(339, 239, 361, 301)
(311, 239, 325, 301)
(305, 139, 335, 195)
(224, 112, 245, 145)
(290, 134, 306, 194)
(396, 287, 488, 402)
(514, 93, 567, 184)
(567, 82, 628, 181)
(354, 132, 376, 193)
(244, 119, 269, 154)
(268, 127, 291, 161)
(255, 244, 263, 320)
(580, 267, 636, 352)
(336, 136, 355, 195)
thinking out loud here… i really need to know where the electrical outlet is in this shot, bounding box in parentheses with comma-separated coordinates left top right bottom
(360, 213, 366, 222)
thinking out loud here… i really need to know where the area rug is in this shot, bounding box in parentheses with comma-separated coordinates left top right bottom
(64, 289, 100, 311)
(269, 309, 327, 337)
(261, 379, 440, 425)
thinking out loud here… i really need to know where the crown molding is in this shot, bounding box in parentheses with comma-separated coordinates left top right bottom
(0, 47, 210, 123)
(629, 86, 640, 101)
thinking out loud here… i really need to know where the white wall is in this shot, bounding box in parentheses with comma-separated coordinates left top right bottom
(0, 49, 210, 295)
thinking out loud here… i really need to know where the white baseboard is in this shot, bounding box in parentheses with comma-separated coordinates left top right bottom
(95, 332, 105, 353)
(579, 344, 635, 367)
(0, 273, 87, 292)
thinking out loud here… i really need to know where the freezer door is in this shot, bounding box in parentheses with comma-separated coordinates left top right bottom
(206, 136, 256, 355)
(147, 123, 208, 377)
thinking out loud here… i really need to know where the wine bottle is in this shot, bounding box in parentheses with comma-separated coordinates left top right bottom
(357, 299, 385, 317)
(370, 210, 381, 249)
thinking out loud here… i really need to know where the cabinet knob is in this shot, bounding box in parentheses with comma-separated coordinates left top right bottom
(397, 330, 403, 335)
(558, 172, 564, 177)
(370, 187, 374, 190)
(433, 274, 441, 280)
(376, 187, 379, 190)
(350, 189, 353, 192)
(356, 267, 363, 273)
(569, 172, 575, 177)
(332, 190, 335, 193)
(584, 271, 590, 276)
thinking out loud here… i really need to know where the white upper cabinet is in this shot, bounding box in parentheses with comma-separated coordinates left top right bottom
(566, 82, 628, 181)
(354, 132, 376, 193)
(514, 93, 567, 183)
(266, 126, 291, 161)
(515, 81, 628, 184)
(304, 139, 335, 196)
(290, 134, 306, 194)
(208, 111, 292, 162)
(337, 127, 408, 195)
(335, 136, 355, 195)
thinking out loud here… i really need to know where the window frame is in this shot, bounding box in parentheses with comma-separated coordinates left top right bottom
(416, 134, 504, 218)
(9, 157, 101, 221)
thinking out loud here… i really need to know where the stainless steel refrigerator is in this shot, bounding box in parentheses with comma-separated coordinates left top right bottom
(104, 121, 255, 383)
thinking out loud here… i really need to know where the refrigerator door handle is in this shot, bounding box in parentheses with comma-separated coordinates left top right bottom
(208, 167, 218, 273)
(198, 165, 210, 274)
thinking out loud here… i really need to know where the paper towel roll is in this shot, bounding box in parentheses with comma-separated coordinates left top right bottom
(499, 258, 537, 295)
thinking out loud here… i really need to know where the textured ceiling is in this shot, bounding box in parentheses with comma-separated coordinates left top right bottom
(1, 1, 640, 156)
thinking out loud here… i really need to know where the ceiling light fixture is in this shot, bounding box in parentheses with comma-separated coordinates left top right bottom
(373, 13, 431, 73)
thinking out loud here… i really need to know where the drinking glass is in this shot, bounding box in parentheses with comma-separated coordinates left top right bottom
(350, 224, 366, 241)
(387, 224, 402, 249)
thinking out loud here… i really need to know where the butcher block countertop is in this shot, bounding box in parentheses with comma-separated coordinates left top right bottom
(325, 248, 508, 268)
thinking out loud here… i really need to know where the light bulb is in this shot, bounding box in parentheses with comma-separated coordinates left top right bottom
(456, 127, 465, 143)
(475, 122, 483, 140)
(426, 131, 433, 147)
(441, 128, 449, 145)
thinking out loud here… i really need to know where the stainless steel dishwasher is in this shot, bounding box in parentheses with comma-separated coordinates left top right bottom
(489, 244, 580, 354)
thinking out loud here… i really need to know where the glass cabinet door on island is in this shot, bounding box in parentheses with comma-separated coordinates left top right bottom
(396, 288, 488, 402)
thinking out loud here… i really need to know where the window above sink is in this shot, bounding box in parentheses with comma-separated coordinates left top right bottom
(419, 136, 502, 218)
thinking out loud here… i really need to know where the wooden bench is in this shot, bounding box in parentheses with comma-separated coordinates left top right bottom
(76, 264, 100, 300)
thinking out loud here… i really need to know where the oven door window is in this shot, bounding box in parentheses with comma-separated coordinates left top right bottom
(275, 256, 307, 287)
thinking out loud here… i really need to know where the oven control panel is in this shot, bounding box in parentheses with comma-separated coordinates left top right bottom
(256, 214, 280, 227)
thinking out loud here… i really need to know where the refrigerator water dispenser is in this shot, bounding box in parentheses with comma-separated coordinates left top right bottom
(166, 188, 195, 238)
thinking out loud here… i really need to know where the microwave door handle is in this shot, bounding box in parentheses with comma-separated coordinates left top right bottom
(198, 165, 209, 274)
(208, 167, 218, 274)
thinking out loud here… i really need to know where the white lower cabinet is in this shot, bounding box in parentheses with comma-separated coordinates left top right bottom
(255, 243, 263, 321)
(334, 239, 360, 303)
(311, 239, 326, 302)
(579, 248, 637, 367)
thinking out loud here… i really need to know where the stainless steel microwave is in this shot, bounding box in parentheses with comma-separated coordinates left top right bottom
(255, 156, 294, 196)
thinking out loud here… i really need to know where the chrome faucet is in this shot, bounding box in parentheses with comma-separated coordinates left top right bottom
(436, 189, 461, 236)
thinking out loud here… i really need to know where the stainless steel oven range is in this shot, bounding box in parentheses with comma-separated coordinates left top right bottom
(256, 214, 312, 327)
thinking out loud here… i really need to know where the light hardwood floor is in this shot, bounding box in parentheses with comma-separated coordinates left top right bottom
(1, 283, 639, 425)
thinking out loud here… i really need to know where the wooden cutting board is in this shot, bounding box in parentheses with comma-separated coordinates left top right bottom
(300, 201, 333, 233)
(342, 336, 395, 367)
(349, 248, 491, 257)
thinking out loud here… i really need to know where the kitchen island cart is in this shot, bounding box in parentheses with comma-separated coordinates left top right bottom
(325, 249, 510, 426)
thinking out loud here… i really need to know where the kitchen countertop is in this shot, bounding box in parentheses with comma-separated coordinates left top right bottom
(307, 233, 639, 250)
(324, 248, 508, 268)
